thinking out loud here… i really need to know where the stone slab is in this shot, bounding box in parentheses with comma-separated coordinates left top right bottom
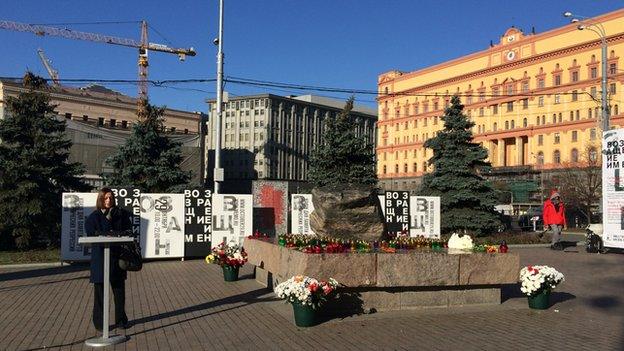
(245, 239, 282, 273)
(458, 253, 520, 285)
(280, 251, 377, 287)
(376, 253, 460, 287)
(447, 288, 501, 306)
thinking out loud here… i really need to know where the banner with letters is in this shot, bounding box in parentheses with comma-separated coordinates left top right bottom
(383, 191, 411, 236)
(291, 194, 315, 235)
(378, 194, 440, 238)
(139, 193, 185, 259)
(61, 192, 98, 261)
(602, 129, 624, 249)
(184, 188, 213, 257)
(212, 194, 253, 248)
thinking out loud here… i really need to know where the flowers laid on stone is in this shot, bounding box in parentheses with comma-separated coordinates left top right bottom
(274, 275, 339, 309)
(447, 233, 474, 251)
(277, 234, 445, 254)
(205, 242, 248, 268)
(247, 230, 270, 241)
(519, 265, 565, 296)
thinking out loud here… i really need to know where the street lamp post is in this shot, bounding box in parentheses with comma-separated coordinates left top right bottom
(213, 0, 225, 194)
(564, 11, 610, 131)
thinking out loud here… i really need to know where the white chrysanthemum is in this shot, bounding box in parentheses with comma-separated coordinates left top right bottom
(447, 233, 474, 250)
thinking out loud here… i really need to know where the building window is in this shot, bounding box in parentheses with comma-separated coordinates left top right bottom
(404, 164, 408, 173)
(493, 122, 497, 131)
(511, 120, 515, 129)
(479, 107, 484, 117)
(506, 85, 514, 95)
(536, 116, 540, 125)
(572, 130, 578, 142)
(492, 104, 498, 114)
(576, 110, 580, 120)
(538, 79, 545, 89)
(184, 128, 189, 134)
(590, 87, 597, 98)
(554, 133, 560, 144)
(554, 75, 561, 86)
(522, 81, 529, 93)
(572, 90, 578, 101)
(537, 152, 544, 165)
(615, 105, 619, 115)
(538, 96, 544, 107)
(383, 165, 387, 174)
(522, 99, 528, 109)
(558, 113, 562, 123)
(492, 87, 500, 96)
(523, 118, 528, 127)
(590, 128, 597, 140)
(572, 71, 579, 82)
(589, 147, 598, 162)
(413, 163, 417, 172)
(542, 115, 546, 125)
(121, 120, 128, 129)
(554, 94, 561, 104)
(433, 116, 438, 125)
(552, 114, 557, 124)
(395, 164, 399, 173)
(610, 63, 617, 75)
(554, 150, 561, 164)
(505, 121, 509, 130)
(590, 67, 597, 79)
(65, 113, 72, 119)
(610, 83, 616, 94)
(109, 119, 116, 128)
(538, 135, 543, 146)
(589, 108, 593, 119)
(98, 117, 104, 126)
(506, 102, 513, 112)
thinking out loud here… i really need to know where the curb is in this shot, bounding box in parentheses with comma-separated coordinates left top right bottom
(509, 241, 585, 248)
(0, 262, 65, 269)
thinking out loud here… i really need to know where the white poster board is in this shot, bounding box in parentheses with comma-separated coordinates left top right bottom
(602, 130, 624, 249)
(61, 192, 97, 261)
(291, 194, 315, 235)
(139, 193, 185, 258)
(212, 194, 253, 248)
(378, 195, 441, 238)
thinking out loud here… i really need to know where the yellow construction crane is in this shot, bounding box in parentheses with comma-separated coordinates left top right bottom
(1, 20, 196, 113)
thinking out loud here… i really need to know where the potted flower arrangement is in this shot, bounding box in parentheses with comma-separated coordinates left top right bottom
(206, 242, 248, 282)
(519, 265, 565, 309)
(274, 275, 339, 327)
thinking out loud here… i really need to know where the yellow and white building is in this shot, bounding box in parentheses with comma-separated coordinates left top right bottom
(377, 9, 624, 191)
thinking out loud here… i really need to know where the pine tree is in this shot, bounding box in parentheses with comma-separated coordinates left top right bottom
(420, 95, 501, 236)
(103, 102, 191, 192)
(308, 97, 377, 187)
(0, 73, 91, 249)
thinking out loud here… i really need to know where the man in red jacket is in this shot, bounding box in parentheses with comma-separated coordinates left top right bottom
(543, 190, 567, 250)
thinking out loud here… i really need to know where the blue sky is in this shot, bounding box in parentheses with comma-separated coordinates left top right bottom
(1, 1, 622, 112)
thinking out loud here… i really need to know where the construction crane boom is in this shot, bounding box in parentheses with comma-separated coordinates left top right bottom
(0, 19, 196, 112)
(36, 48, 60, 86)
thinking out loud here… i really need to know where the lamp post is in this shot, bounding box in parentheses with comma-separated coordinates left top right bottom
(563, 11, 610, 131)
(213, 0, 225, 194)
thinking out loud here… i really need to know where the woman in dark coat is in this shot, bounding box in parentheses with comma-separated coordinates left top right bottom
(85, 187, 132, 331)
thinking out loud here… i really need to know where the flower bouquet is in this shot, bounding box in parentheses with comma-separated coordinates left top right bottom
(519, 265, 565, 309)
(447, 233, 474, 254)
(206, 242, 248, 281)
(274, 275, 339, 327)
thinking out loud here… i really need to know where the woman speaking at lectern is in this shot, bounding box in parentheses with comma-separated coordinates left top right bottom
(85, 187, 132, 331)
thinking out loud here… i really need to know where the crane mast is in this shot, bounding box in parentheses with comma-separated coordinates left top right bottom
(0, 19, 196, 113)
(36, 48, 60, 86)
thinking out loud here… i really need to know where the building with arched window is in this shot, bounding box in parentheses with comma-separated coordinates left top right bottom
(377, 8, 622, 192)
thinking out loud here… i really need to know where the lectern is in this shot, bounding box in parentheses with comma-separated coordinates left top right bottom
(78, 236, 134, 347)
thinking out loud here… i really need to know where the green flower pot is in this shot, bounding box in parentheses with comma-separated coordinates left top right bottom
(292, 302, 317, 327)
(528, 289, 551, 310)
(222, 265, 239, 282)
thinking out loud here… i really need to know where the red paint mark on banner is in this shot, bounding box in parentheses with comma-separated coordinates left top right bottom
(259, 185, 284, 225)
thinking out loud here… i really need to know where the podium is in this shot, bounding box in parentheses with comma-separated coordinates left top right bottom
(78, 236, 134, 347)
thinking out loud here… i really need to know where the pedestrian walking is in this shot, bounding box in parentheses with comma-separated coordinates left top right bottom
(85, 187, 132, 331)
(543, 190, 567, 250)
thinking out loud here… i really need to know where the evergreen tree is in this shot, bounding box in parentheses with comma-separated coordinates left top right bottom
(0, 73, 91, 249)
(103, 102, 191, 192)
(420, 95, 500, 236)
(308, 97, 377, 187)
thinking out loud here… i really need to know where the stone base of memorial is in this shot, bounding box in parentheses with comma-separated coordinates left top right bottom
(245, 239, 519, 312)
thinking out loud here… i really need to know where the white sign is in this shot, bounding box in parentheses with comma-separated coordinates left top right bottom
(139, 193, 185, 258)
(61, 192, 97, 261)
(602, 130, 624, 249)
(212, 194, 253, 248)
(291, 194, 315, 235)
(378, 195, 441, 238)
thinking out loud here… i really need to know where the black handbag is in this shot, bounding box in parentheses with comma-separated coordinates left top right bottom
(118, 240, 143, 272)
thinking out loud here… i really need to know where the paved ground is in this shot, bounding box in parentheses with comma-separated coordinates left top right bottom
(1, 246, 623, 351)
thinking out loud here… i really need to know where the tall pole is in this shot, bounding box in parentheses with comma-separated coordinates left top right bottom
(214, 0, 225, 194)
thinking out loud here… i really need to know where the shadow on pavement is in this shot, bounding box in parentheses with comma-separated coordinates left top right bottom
(586, 295, 621, 310)
(0, 276, 88, 291)
(0, 263, 88, 282)
(550, 291, 576, 306)
(501, 283, 523, 302)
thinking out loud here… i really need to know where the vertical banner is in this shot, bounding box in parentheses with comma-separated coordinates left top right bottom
(378, 195, 441, 238)
(110, 187, 141, 236)
(139, 193, 185, 259)
(602, 130, 624, 249)
(184, 189, 213, 257)
(61, 192, 97, 261)
(291, 194, 315, 235)
(253, 180, 288, 236)
(212, 194, 253, 248)
(383, 191, 411, 236)
(409, 196, 441, 238)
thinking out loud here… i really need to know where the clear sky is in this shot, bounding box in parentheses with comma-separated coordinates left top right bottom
(1, 1, 622, 112)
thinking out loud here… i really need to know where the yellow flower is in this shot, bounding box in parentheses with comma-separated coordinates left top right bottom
(294, 275, 303, 283)
(206, 254, 215, 264)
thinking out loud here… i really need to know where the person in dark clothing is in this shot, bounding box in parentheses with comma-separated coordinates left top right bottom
(85, 187, 132, 332)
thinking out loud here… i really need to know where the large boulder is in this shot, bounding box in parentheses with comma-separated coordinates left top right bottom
(309, 184, 384, 241)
